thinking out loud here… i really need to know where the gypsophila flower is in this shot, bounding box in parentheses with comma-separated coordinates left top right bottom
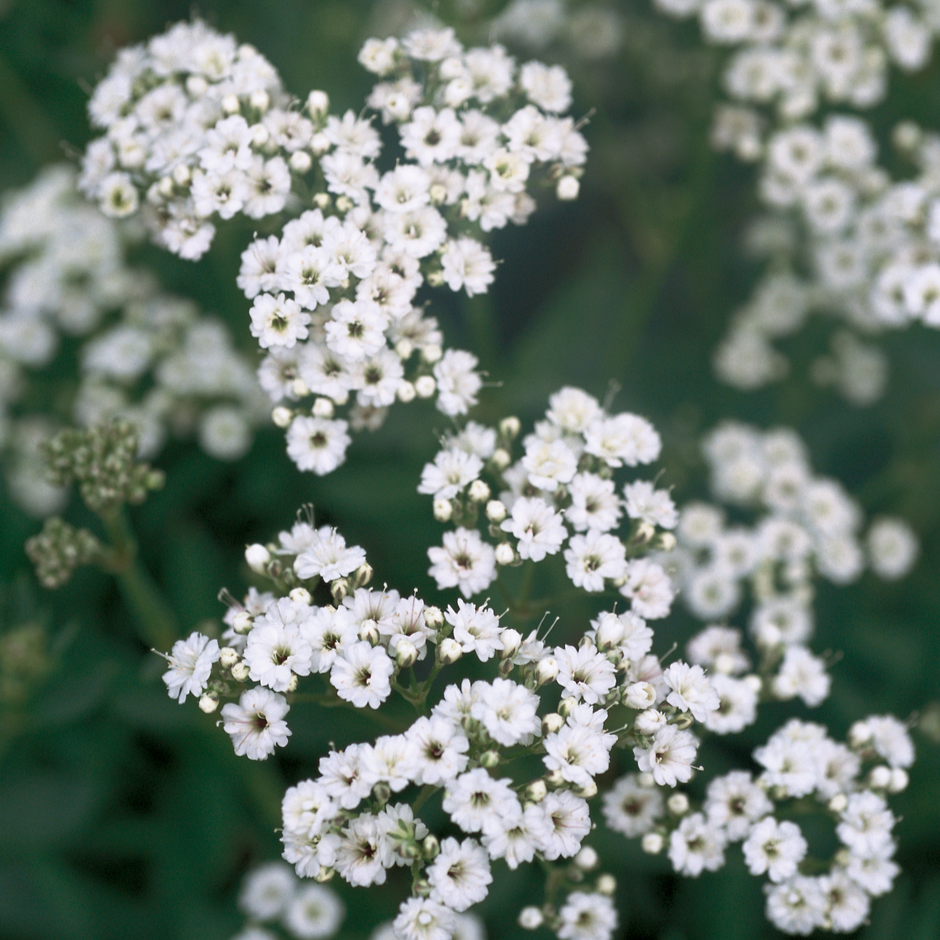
(161, 632, 220, 702)
(221, 687, 291, 760)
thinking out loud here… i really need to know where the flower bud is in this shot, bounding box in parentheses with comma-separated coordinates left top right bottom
(198, 694, 218, 714)
(889, 768, 909, 793)
(479, 750, 500, 768)
(542, 713, 564, 736)
(414, 375, 436, 399)
(222, 94, 240, 115)
(307, 89, 330, 118)
(272, 406, 293, 428)
(634, 708, 666, 736)
(500, 628, 523, 659)
(359, 621, 380, 645)
(641, 833, 664, 854)
(525, 780, 548, 803)
(439, 638, 462, 665)
(185, 74, 208, 97)
(244, 543, 270, 573)
(519, 907, 543, 929)
(596, 874, 617, 896)
(395, 639, 418, 669)
(557, 695, 578, 717)
(331, 579, 349, 603)
(499, 417, 521, 439)
(219, 647, 240, 669)
(495, 542, 515, 566)
(290, 587, 312, 606)
(556, 175, 580, 200)
(314, 866, 335, 883)
(231, 662, 250, 682)
(468, 479, 490, 503)
(395, 339, 414, 360)
(536, 657, 559, 686)
(623, 681, 656, 710)
(172, 163, 191, 186)
(232, 611, 254, 635)
(577, 780, 597, 799)
(485, 499, 507, 523)
(868, 765, 892, 790)
(421, 344, 443, 364)
(828, 793, 848, 814)
(491, 448, 511, 470)
(433, 498, 453, 522)
(397, 381, 416, 403)
(422, 835, 440, 859)
(311, 397, 334, 418)
(667, 793, 689, 816)
(425, 606, 444, 630)
(250, 89, 270, 112)
(574, 847, 598, 871)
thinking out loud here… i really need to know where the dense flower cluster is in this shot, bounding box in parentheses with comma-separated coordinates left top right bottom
(715, 121, 940, 398)
(606, 713, 913, 934)
(0, 165, 265, 515)
(666, 422, 917, 671)
(419, 386, 677, 610)
(79, 19, 295, 257)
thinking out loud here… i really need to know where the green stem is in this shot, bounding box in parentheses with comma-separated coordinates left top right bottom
(99, 508, 180, 651)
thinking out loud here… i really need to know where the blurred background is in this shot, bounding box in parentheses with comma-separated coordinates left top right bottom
(1, 0, 938, 938)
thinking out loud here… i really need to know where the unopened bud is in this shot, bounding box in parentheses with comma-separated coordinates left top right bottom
(526, 780, 548, 803)
(491, 448, 511, 470)
(219, 647, 240, 669)
(667, 793, 689, 815)
(433, 498, 453, 522)
(249, 89, 270, 112)
(425, 606, 444, 630)
(289, 150, 312, 174)
(557, 696, 577, 718)
(479, 749, 499, 768)
(272, 406, 293, 428)
(312, 397, 334, 418)
(415, 375, 436, 398)
(172, 164, 191, 186)
(556, 175, 580, 200)
(290, 587, 312, 606)
(868, 765, 892, 790)
(359, 621, 380, 645)
(421, 344, 443, 364)
(499, 417, 521, 439)
(889, 768, 909, 793)
(231, 662, 250, 682)
(596, 874, 616, 896)
(623, 681, 656, 710)
(634, 709, 666, 736)
(500, 628, 523, 659)
(307, 89, 330, 119)
(395, 339, 414, 360)
(232, 611, 254, 635)
(330, 579, 348, 603)
(536, 657, 559, 686)
(397, 381, 416, 402)
(439, 638, 462, 665)
(314, 866, 335, 883)
(542, 713, 564, 735)
(495, 542, 515, 566)
(245, 543, 271, 573)
(198, 694, 218, 714)
(468, 479, 490, 503)
(574, 847, 598, 870)
(577, 780, 597, 799)
(395, 639, 418, 669)
(222, 94, 240, 114)
(828, 793, 848, 814)
(486, 500, 507, 523)
(519, 907, 543, 929)
(656, 532, 677, 552)
(641, 832, 664, 854)
(422, 835, 440, 859)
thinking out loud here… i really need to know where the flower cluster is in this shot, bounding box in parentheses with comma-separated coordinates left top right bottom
(668, 420, 917, 623)
(715, 121, 940, 399)
(79, 19, 295, 257)
(0, 165, 266, 515)
(655, 0, 939, 154)
(232, 860, 345, 940)
(238, 26, 588, 472)
(606, 713, 913, 935)
(420, 386, 677, 611)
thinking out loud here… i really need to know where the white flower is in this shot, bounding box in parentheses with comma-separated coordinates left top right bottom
(556, 891, 618, 940)
(602, 774, 665, 838)
(500, 496, 566, 561)
(554, 644, 617, 704)
(294, 527, 367, 581)
(772, 646, 830, 707)
(540, 790, 591, 860)
(427, 837, 492, 912)
(443, 768, 522, 836)
(668, 813, 727, 876)
(433, 349, 482, 415)
(519, 61, 572, 113)
(286, 416, 351, 475)
(564, 530, 628, 592)
(418, 448, 484, 500)
(470, 677, 541, 746)
(439, 237, 496, 296)
(221, 687, 291, 760)
(334, 813, 392, 887)
(244, 600, 314, 691)
(446, 600, 504, 662)
(283, 883, 345, 939)
(403, 715, 470, 786)
(330, 640, 394, 708)
(237, 861, 295, 921)
(623, 480, 678, 528)
(662, 661, 720, 722)
(743, 816, 807, 883)
(427, 527, 497, 598)
(393, 898, 456, 940)
(764, 876, 828, 936)
(565, 473, 622, 532)
(704, 770, 772, 842)
(161, 631, 220, 702)
(633, 725, 698, 787)
(249, 293, 310, 348)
